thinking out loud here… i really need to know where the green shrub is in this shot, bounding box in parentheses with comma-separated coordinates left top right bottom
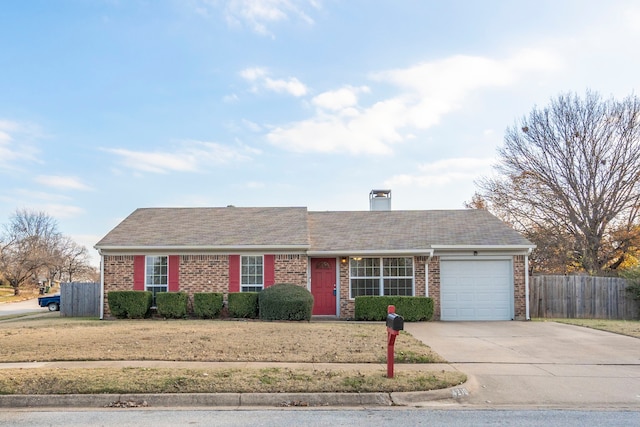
(228, 292, 259, 319)
(108, 291, 152, 319)
(156, 292, 188, 319)
(193, 293, 224, 319)
(354, 296, 434, 321)
(258, 284, 313, 321)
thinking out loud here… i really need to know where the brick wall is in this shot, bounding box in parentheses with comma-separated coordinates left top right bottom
(102, 255, 135, 316)
(427, 256, 441, 320)
(103, 253, 527, 320)
(179, 255, 229, 295)
(414, 256, 427, 297)
(513, 255, 527, 320)
(338, 259, 352, 319)
(102, 253, 310, 317)
(274, 254, 308, 286)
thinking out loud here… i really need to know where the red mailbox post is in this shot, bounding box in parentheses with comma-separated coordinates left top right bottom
(386, 305, 404, 378)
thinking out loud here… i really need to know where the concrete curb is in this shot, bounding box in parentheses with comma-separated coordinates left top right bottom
(0, 388, 470, 408)
(0, 392, 393, 408)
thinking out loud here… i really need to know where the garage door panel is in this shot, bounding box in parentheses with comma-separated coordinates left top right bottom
(440, 260, 513, 321)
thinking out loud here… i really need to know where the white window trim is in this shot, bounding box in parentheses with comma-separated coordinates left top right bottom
(145, 255, 168, 307)
(240, 255, 264, 293)
(348, 256, 415, 299)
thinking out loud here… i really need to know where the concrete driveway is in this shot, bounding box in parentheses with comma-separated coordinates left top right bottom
(404, 321, 640, 409)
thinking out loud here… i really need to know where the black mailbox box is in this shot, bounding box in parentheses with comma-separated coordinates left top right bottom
(386, 313, 404, 331)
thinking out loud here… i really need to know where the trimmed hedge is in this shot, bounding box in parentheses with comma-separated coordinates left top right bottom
(354, 296, 434, 321)
(228, 292, 259, 319)
(258, 283, 313, 321)
(108, 291, 152, 319)
(193, 293, 224, 319)
(156, 292, 188, 319)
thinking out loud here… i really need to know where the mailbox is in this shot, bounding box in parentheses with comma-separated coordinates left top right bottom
(386, 313, 404, 331)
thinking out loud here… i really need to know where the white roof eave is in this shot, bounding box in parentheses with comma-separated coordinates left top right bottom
(95, 244, 310, 252)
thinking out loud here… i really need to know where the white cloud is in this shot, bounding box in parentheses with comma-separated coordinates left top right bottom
(0, 119, 41, 171)
(7, 188, 72, 203)
(385, 157, 495, 188)
(41, 204, 86, 220)
(265, 51, 562, 155)
(312, 86, 369, 111)
(220, 0, 319, 37)
(240, 67, 267, 81)
(104, 140, 259, 174)
(267, 115, 393, 155)
(264, 76, 308, 96)
(240, 67, 308, 97)
(34, 175, 92, 191)
(242, 119, 263, 132)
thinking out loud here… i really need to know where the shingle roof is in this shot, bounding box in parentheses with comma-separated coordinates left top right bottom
(95, 207, 533, 251)
(94, 207, 310, 248)
(308, 209, 533, 252)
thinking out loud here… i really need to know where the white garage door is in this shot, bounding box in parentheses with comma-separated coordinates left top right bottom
(440, 259, 513, 321)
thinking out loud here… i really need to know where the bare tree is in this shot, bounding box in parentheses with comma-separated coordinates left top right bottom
(477, 91, 640, 274)
(0, 210, 61, 295)
(57, 237, 95, 282)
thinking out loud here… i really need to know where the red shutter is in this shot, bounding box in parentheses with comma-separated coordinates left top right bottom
(264, 255, 275, 288)
(133, 255, 145, 291)
(229, 255, 240, 292)
(168, 255, 180, 291)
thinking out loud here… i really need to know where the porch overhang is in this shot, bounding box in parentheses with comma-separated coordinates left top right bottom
(306, 249, 435, 257)
(430, 244, 535, 255)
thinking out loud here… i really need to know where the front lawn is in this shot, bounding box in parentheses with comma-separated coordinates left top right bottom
(0, 317, 443, 363)
(0, 317, 465, 394)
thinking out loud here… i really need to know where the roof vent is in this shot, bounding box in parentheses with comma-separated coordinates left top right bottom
(369, 189, 391, 211)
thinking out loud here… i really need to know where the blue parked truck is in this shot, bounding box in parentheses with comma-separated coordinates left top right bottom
(38, 294, 61, 311)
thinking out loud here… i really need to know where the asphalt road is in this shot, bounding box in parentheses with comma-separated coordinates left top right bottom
(0, 408, 638, 427)
(0, 297, 46, 316)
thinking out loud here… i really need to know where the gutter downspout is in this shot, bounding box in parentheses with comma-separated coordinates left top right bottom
(98, 249, 104, 320)
(525, 249, 531, 320)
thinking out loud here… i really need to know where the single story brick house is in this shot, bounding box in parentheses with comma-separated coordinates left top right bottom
(95, 199, 534, 321)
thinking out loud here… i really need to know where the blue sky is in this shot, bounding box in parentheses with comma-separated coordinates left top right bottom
(1, 0, 639, 266)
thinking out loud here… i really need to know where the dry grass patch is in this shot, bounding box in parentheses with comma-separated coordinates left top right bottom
(0, 317, 461, 394)
(0, 317, 444, 364)
(0, 286, 41, 303)
(0, 367, 465, 395)
(547, 318, 640, 338)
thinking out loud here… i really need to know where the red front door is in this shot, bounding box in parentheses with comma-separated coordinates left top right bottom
(311, 258, 337, 315)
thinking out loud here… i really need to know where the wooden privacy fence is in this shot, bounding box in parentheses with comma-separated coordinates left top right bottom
(60, 282, 100, 317)
(530, 275, 639, 319)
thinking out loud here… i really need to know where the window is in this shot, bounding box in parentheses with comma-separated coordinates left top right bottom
(241, 255, 263, 292)
(349, 257, 414, 298)
(146, 255, 168, 306)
